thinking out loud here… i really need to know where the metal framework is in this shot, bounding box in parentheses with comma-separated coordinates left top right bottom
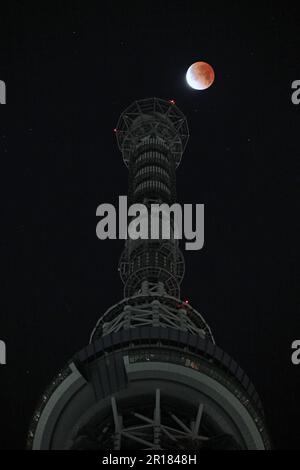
(102, 391, 209, 450)
(116, 98, 189, 168)
(91, 294, 214, 342)
(27, 98, 271, 451)
(69, 388, 244, 450)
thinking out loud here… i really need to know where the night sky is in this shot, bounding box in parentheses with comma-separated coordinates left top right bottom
(0, 1, 299, 450)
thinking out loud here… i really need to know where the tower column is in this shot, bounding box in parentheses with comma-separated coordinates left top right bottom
(28, 99, 271, 451)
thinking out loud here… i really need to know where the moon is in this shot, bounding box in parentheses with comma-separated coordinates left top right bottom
(186, 62, 215, 90)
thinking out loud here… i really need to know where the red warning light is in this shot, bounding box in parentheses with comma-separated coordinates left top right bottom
(184, 300, 189, 305)
(169, 100, 176, 105)
(114, 128, 118, 133)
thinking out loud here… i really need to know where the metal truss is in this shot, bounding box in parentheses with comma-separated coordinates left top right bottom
(110, 390, 208, 450)
(70, 388, 242, 450)
(90, 294, 214, 342)
(119, 242, 185, 298)
(115, 98, 189, 168)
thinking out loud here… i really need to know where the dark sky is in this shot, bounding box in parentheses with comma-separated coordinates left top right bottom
(0, 1, 299, 450)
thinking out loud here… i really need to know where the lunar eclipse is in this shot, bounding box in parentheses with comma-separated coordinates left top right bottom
(186, 61, 215, 90)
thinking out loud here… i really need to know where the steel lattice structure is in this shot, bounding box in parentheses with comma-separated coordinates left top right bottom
(28, 98, 271, 450)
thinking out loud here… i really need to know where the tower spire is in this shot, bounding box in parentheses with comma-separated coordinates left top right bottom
(28, 99, 271, 451)
(116, 98, 188, 298)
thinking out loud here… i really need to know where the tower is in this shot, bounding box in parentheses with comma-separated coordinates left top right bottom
(28, 98, 271, 450)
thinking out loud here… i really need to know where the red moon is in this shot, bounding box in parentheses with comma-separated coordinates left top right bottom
(186, 62, 215, 90)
